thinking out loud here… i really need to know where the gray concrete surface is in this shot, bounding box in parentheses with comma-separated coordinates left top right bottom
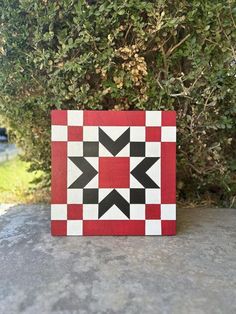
(0, 205, 236, 314)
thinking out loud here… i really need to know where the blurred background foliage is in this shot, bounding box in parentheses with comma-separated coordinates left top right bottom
(0, 0, 235, 206)
(0, 157, 45, 203)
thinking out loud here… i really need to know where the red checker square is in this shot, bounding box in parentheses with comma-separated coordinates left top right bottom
(146, 127, 161, 142)
(146, 204, 160, 219)
(99, 157, 130, 188)
(51, 110, 67, 125)
(162, 111, 176, 126)
(68, 126, 83, 141)
(67, 204, 83, 220)
(51, 220, 67, 236)
(161, 220, 176, 235)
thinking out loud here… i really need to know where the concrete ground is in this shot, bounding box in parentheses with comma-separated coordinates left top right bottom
(0, 205, 235, 314)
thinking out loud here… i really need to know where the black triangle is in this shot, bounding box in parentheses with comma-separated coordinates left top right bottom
(99, 189, 130, 219)
(68, 157, 98, 188)
(99, 127, 130, 156)
(131, 157, 160, 188)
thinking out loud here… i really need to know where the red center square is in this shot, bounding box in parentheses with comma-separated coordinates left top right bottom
(99, 157, 130, 188)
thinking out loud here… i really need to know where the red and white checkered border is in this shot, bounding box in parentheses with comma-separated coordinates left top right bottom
(51, 110, 176, 236)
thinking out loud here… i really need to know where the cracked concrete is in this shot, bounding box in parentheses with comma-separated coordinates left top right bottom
(0, 205, 236, 314)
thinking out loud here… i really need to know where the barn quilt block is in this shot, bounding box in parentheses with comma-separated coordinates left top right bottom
(51, 110, 176, 236)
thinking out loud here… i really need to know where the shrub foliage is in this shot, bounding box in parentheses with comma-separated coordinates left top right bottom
(0, 0, 236, 205)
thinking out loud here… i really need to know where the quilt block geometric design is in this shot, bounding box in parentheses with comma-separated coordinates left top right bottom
(51, 110, 176, 236)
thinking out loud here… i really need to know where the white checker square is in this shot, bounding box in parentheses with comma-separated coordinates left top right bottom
(145, 142, 161, 157)
(146, 189, 160, 204)
(146, 111, 162, 126)
(130, 205, 145, 220)
(51, 204, 67, 220)
(130, 127, 145, 142)
(67, 142, 83, 156)
(51, 125, 67, 142)
(68, 110, 83, 126)
(83, 205, 98, 220)
(161, 204, 176, 220)
(67, 220, 83, 235)
(161, 127, 176, 142)
(145, 220, 161, 235)
(83, 126, 99, 141)
(67, 189, 83, 204)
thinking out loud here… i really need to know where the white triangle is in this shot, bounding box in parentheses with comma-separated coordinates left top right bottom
(100, 127, 129, 141)
(83, 157, 98, 187)
(130, 175, 144, 188)
(85, 157, 98, 171)
(67, 158, 82, 187)
(99, 143, 113, 156)
(146, 158, 160, 187)
(116, 143, 129, 156)
(116, 188, 130, 202)
(85, 175, 98, 188)
(100, 205, 129, 220)
(130, 157, 145, 171)
(130, 157, 145, 188)
(99, 189, 113, 202)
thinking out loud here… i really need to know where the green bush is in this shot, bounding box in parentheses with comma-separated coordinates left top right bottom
(0, 0, 235, 206)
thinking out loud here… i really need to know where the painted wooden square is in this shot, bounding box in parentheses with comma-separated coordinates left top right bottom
(51, 110, 176, 236)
